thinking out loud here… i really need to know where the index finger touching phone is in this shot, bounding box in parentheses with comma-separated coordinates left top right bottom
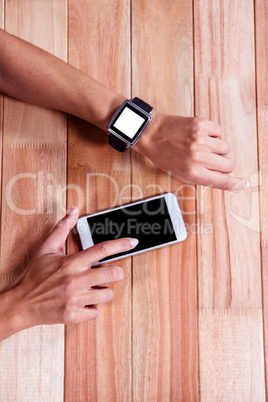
(72, 237, 139, 268)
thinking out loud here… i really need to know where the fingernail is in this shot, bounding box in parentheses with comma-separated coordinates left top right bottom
(231, 180, 250, 194)
(67, 206, 77, 215)
(129, 238, 139, 247)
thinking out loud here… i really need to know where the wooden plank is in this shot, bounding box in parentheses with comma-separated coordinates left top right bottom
(0, 1, 67, 400)
(0, 0, 4, 262)
(132, 1, 198, 400)
(65, 1, 131, 400)
(194, 0, 265, 399)
(255, 0, 268, 396)
(0, 0, 3, 26)
(199, 309, 265, 399)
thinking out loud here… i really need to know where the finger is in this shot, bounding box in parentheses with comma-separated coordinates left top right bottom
(75, 305, 99, 323)
(195, 166, 250, 191)
(206, 137, 231, 155)
(201, 153, 234, 174)
(78, 265, 124, 287)
(71, 237, 139, 267)
(84, 305, 99, 315)
(81, 305, 99, 321)
(203, 120, 222, 138)
(80, 286, 114, 305)
(42, 206, 79, 254)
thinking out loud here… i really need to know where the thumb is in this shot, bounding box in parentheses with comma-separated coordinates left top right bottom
(201, 169, 250, 192)
(41, 206, 79, 254)
(217, 176, 250, 192)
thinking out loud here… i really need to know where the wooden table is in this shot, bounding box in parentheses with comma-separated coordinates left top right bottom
(0, 0, 267, 400)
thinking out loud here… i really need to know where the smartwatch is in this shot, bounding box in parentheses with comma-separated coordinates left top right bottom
(107, 97, 153, 152)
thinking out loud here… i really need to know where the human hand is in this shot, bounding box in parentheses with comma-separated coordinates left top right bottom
(0, 207, 138, 340)
(134, 111, 249, 191)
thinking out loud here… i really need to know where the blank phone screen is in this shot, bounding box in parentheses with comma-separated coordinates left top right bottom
(87, 197, 177, 262)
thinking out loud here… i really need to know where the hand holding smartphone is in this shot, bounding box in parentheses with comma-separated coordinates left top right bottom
(77, 193, 187, 265)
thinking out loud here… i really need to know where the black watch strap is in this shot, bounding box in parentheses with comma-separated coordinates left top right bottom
(108, 135, 128, 152)
(132, 97, 153, 114)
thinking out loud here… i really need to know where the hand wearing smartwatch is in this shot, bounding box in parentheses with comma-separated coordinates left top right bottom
(0, 29, 249, 191)
(107, 97, 248, 192)
(107, 97, 153, 152)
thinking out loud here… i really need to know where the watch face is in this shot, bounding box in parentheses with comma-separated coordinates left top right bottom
(110, 103, 150, 143)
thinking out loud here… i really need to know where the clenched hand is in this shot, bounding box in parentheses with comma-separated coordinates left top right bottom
(135, 111, 249, 191)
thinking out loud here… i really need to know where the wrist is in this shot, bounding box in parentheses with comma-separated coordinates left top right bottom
(0, 274, 36, 341)
(82, 80, 126, 132)
(98, 93, 127, 132)
(133, 110, 163, 155)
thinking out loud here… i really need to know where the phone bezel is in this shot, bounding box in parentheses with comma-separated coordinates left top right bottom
(76, 192, 187, 265)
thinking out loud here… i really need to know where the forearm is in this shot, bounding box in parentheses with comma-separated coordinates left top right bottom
(0, 29, 125, 131)
(0, 30, 247, 191)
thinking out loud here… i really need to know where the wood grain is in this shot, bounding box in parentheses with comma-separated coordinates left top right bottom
(0, 0, 3, 27)
(0, 1, 67, 400)
(132, 0, 198, 400)
(199, 308, 265, 400)
(65, 1, 131, 400)
(194, 0, 265, 399)
(255, 0, 268, 396)
(0, 0, 267, 399)
(0, 0, 4, 262)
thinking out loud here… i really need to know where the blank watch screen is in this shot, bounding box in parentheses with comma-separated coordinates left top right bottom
(87, 197, 177, 262)
(113, 106, 145, 139)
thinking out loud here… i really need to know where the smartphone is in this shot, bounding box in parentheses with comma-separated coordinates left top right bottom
(77, 192, 187, 265)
